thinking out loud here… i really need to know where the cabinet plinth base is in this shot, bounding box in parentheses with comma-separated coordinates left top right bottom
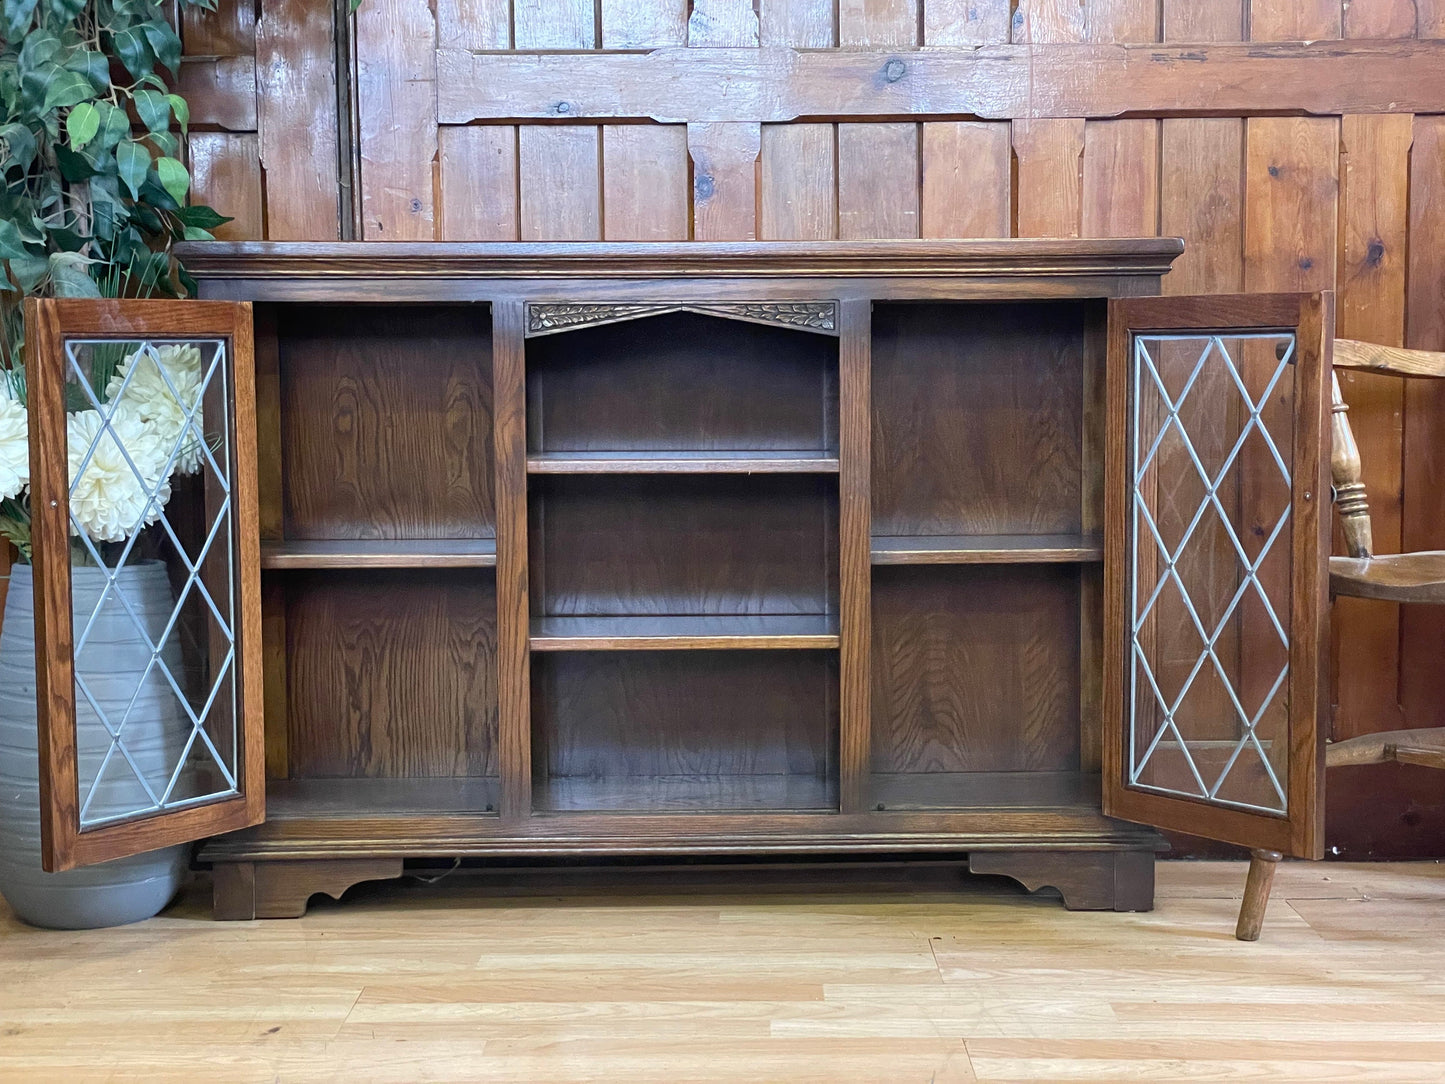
(211, 858, 405, 920)
(968, 849, 1155, 911)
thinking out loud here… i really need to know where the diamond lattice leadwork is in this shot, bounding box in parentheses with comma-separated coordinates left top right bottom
(64, 338, 240, 829)
(1128, 332, 1297, 816)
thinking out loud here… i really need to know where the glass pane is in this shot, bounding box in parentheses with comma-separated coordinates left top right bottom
(63, 338, 239, 829)
(1129, 333, 1295, 816)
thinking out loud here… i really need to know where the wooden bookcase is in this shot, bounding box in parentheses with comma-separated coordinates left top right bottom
(23, 243, 1333, 919)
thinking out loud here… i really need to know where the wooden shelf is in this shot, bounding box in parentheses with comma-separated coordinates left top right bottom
(536, 773, 838, 812)
(870, 534, 1103, 565)
(870, 771, 1097, 811)
(261, 538, 497, 570)
(530, 614, 840, 650)
(266, 777, 502, 817)
(527, 450, 840, 474)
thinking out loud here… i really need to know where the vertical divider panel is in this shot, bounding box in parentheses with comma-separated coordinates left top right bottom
(492, 300, 532, 823)
(1079, 308, 1106, 775)
(838, 297, 872, 814)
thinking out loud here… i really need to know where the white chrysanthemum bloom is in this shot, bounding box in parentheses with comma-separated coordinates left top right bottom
(105, 343, 206, 475)
(0, 391, 27, 502)
(68, 408, 173, 543)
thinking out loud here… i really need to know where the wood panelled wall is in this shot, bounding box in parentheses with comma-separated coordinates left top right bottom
(6, 0, 1443, 855)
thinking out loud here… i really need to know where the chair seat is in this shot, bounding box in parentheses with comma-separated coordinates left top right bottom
(1327, 727, 1445, 770)
(1329, 551, 1445, 604)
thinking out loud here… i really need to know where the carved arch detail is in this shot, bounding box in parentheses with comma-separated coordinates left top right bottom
(524, 300, 839, 337)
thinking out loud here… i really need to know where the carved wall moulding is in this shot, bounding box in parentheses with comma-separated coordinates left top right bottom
(525, 300, 840, 337)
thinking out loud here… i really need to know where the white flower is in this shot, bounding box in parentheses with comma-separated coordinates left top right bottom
(105, 343, 206, 475)
(0, 391, 27, 502)
(68, 408, 173, 544)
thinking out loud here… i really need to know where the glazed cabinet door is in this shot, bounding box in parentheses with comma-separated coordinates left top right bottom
(1104, 293, 1331, 859)
(23, 299, 264, 871)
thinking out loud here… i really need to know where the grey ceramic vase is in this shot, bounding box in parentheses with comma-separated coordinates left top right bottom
(0, 561, 189, 929)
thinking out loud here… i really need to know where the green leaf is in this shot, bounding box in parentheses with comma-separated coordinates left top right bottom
(3, 0, 40, 43)
(167, 94, 189, 134)
(7, 253, 47, 292)
(109, 26, 153, 81)
(0, 122, 37, 171)
(175, 204, 232, 230)
(47, 0, 85, 22)
(181, 225, 214, 242)
(94, 101, 130, 151)
(155, 156, 190, 206)
(0, 219, 29, 260)
(40, 68, 92, 114)
(54, 142, 101, 182)
(141, 19, 182, 76)
(62, 49, 109, 91)
(147, 130, 179, 157)
(48, 252, 101, 298)
(115, 138, 150, 199)
(65, 101, 99, 148)
(133, 88, 171, 133)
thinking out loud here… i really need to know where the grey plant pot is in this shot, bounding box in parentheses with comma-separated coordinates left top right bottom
(0, 562, 189, 929)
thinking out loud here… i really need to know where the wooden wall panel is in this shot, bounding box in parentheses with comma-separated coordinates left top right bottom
(515, 0, 596, 47)
(920, 122, 1011, 238)
(1081, 119, 1158, 238)
(759, 0, 832, 44)
(838, 124, 919, 239)
(602, 125, 690, 240)
(1013, 119, 1085, 237)
(1333, 114, 1412, 737)
(839, 0, 918, 46)
(189, 132, 264, 241)
(438, 126, 519, 240)
(760, 124, 837, 240)
(1159, 119, 1244, 294)
(688, 122, 761, 240)
(602, 0, 689, 45)
(1243, 117, 1340, 293)
(355, 0, 437, 240)
(1422, 4, 1445, 35)
(1345, 0, 1418, 38)
(519, 127, 602, 240)
(925, 0, 1010, 44)
(1162, 0, 1242, 41)
(437, 0, 511, 48)
(183, 0, 255, 55)
(1249, 0, 1342, 41)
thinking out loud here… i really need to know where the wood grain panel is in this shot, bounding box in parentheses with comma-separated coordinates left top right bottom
(526, 311, 837, 453)
(1011, 0, 1085, 41)
(925, 0, 1010, 43)
(531, 474, 838, 618)
(1345, 0, 1418, 37)
(1402, 116, 1445, 734)
(871, 564, 1082, 774)
(759, 0, 834, 45)
(437, 0, 511, 48)
(176, 56, 257, 131)
(438, 126, 519, 241)
(1249, 0, 1341, 40)
(1159, 118, 1244, 295)
(838, 124, 919, 240)
(519, 126, 602, 241)
(1013, 119, 1084, 238)
(515, 0, 595, 47)
(601, 0, 688, 46)
(760, 124, 837, 241)
(278, 306, 495, 539)
(920, 122, 1010, 239)
(285, 571, 498, 779)
(1334, 114, 1412, 739)
(688, 0, 761, 44)
(188, 132, 263, 241)
(183, 0, 255, 55)
(1081, 119, 1158, 239)
(838, 298, 871, 814)
(355, 0, 436, 240)
(1423, 3, 1445, 34)
(256, 0, 339, 239)
(602, 125, 690, 241)
(1162, 0, 1242, 40)
(1243, 118, 1340, 294)
(839, 0, 918, 46)
(1088, 0, 1158, 41)
(871, 301, 1086, 536)
(532, 651, 836, 801)
(689, 122, 761, 240)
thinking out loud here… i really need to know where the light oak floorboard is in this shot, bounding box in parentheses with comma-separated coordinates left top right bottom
(0, 860, 1441, 1081)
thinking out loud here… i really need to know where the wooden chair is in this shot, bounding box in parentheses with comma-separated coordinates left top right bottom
(1235, 338, 1445, 941)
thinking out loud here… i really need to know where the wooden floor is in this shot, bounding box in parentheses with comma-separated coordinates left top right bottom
(1, 859, 1443, 1082)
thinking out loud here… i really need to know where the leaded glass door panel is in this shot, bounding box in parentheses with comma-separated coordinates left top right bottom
(24, 299, 264, 871)
(1104, 294, 1330, 859)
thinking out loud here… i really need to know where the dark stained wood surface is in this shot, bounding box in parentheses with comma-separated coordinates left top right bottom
(529, 613, 839, 650)
(277, 305, 495, 540)
(870, 301, 1087, 538)
(870, 534, 1102, 564)
(284, 570, 499, 779)
(261, 539, 497, 569)
(870, 565, 1083, 778)
(1330, 552, 1445, 604)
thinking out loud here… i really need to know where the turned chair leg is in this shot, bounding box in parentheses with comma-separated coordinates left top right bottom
(1235, 849, 1282, 942)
